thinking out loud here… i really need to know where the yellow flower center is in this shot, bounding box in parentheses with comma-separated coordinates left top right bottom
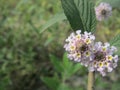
(77, 53, 81, 58)
(86, 51, 90, 57)
(107, 55, 113, 61)
(102, 47, 106, 52)
(104, 62, 108, 66)
(76, 35, 81, 39)
(70, 46, 75, 51)
(85, 39, 91, 44)
(99, 62, 103, 67)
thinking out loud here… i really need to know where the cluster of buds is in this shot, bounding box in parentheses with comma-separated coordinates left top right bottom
(95, 2, 112, 21)
(64, 30, 118, 76)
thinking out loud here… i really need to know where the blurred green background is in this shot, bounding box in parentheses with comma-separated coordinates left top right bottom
(0, 0, 120, 90)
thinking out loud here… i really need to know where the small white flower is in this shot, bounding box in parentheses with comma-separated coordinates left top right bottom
(95, 2, 112, 21)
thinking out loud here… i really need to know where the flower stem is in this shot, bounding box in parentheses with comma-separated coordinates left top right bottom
(87, 71, 95, 90)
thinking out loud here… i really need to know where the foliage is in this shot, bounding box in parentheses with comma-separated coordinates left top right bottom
(100, 0, 120, 9)
(110, 34, 120, 56)
(0, 0, 120, 90)
(41, 53, 83, 90)
(40, 13, 66, 33)
(61, 0, 96, 33)
(110, 34, 120, 46)
(0, 0, 64, 89)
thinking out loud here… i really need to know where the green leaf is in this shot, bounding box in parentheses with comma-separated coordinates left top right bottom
(61, 0, 96, 33)
(71, 63, 82, 75)
(62, 53, 73, 78)
(44, 37, 55, 46)
(62, 53, 72, 69)
(110, 34, 120, 46)
(49, 54, 63, 72)
(112, 83, 120, 90)
(41, 76, 60, 90)
(40, 13, 66, 33)
(62, 53, 82, 77)
(57, 84, 72, 90)
(96, 76, 108, 89)
(110, 34, 120, 55)
(100, 0, 120, 9)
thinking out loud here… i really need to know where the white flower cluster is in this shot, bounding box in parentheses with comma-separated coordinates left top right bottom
(64, 30, 118, 76)
(95, 2, 112, 21)
(89, 42, 118, 76)
(64, 30, 95, 66)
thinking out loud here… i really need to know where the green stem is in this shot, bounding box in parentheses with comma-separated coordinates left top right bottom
(87, 72, 95, 90)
